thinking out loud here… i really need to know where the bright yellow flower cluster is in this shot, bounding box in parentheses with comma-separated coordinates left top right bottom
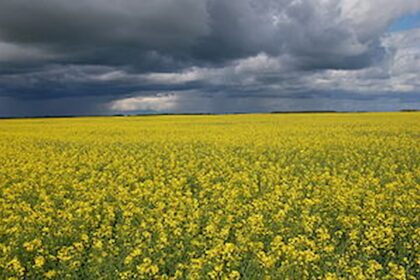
(0, 113, 418, 279)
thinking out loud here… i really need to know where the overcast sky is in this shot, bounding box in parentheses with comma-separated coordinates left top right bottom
(0, 0, 419, 117)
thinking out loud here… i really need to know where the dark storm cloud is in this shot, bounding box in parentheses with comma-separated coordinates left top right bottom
(0, 0, 210, 73)
(1, 0, 409, 70)
(0, 0, 419, 116)
(0, 1, 210, 48)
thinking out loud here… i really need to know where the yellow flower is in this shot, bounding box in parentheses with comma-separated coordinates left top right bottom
(0, 113, 418, 279)
(228, 270, 241, 280)
(93, 240, 103, 250)
(387, 262, 406, 280)
(34, 256, 45, 268)
(257, 251, 276, 268)
(6, 258, 25, 276)
(44, 270, 57, 279)
(81, 234, 89, 243)
(137, 258, 159, 276)
(324, 272, 339, 280)
(23, 239, 42, 252)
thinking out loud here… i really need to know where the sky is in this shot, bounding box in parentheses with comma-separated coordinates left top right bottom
(0, 0, 419, 117)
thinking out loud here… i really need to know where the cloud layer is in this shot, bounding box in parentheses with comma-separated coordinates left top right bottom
(0, 0, 419, 116)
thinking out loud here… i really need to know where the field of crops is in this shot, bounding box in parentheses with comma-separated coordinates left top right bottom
(0, 113, 419, 279)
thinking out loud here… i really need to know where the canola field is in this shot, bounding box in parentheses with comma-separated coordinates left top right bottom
(0, 113, 419, 280)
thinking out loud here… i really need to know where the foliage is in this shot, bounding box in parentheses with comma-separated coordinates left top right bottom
(0, 113, 419, 279)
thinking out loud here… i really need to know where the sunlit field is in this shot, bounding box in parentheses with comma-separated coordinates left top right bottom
(0, 113, 419, 279)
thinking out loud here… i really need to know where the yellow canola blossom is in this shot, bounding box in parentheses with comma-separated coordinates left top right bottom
(0, 112, 419, 279)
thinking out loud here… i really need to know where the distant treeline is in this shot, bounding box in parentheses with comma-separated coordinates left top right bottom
(270, 110, 338, 114)
(0, 110, 418, 119)
(400, 109, 419, 112)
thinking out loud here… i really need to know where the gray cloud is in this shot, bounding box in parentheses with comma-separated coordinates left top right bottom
(0, 0, 419, 116)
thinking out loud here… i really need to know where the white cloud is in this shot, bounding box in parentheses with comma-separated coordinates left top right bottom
(109, 93, 178, 112)
(340, 0, 420, 40)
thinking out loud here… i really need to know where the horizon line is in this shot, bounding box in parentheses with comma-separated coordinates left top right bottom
(0, 109, 419, 120)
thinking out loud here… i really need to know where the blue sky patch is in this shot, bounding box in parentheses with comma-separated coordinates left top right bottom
(389, 12, 420, 32)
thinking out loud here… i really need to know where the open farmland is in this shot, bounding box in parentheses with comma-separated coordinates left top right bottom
(0, 113, 419, 279)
